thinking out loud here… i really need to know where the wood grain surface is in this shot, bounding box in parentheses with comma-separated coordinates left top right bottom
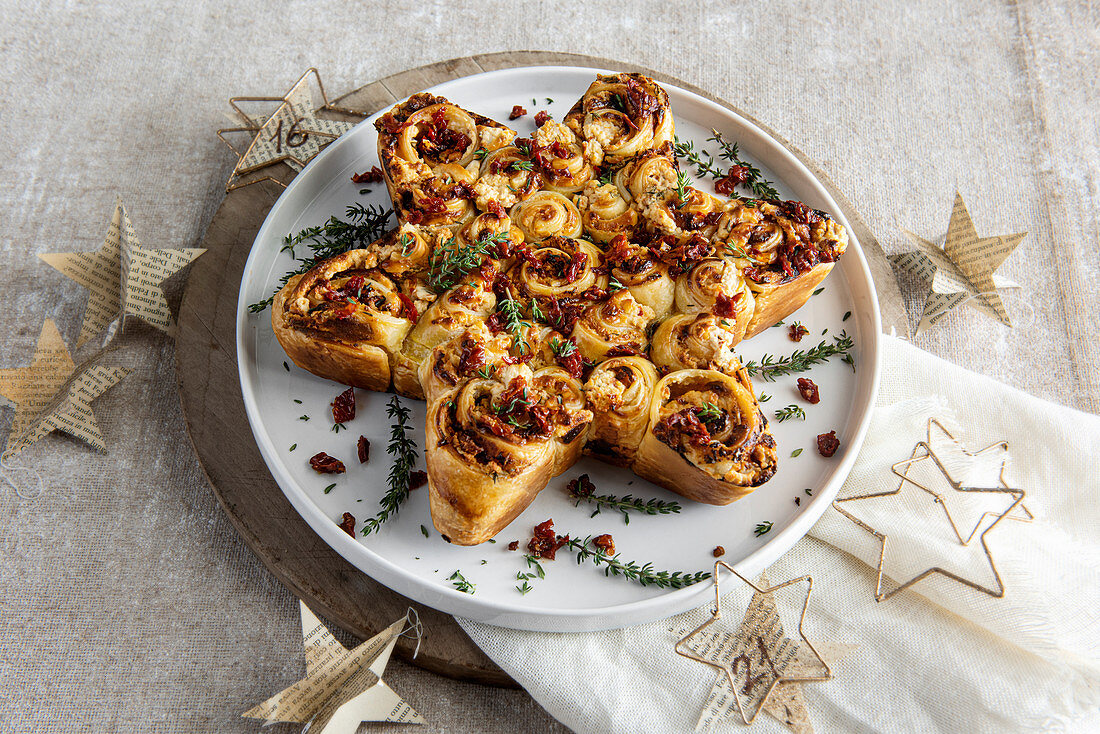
(175, 50, 905, 689)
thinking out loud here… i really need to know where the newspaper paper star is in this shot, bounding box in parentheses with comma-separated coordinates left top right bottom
(218, 68, 362, 191)
(676, 564, 834, 731)
(0, 319, 130, 458)
(891, 192, 1026, 333)
(832, 418, 1028, 601)
(243, 601, 426, 733)
(38, 201, 205, 346)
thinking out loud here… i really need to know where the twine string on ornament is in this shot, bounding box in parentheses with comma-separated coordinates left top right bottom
(399, 607, 423, 659)
(0, 451, 43, 500)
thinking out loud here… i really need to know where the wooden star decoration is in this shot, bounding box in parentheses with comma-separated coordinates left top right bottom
(243, 601, 425, 733)
(0, 319, 130, 458)
(38, 201, 205, 346)
(217, 68, 363, 191)
(890, 192, 1026, 333)
(676, 564, 834, 731)
(832, 418, 1028, 601)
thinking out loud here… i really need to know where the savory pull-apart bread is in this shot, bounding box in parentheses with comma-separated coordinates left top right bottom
(419, 327, 592, 545)
(270, 73, 850, 543)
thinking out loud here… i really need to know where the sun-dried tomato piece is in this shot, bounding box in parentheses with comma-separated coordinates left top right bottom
(713, 292, 742, 318)
(527, 518, 568, 560)
(408, 470, 428, 490)
(357, 436, 370, 464)
(338, 512, 356, 537)
(817, 431, 840, 457)
(534, 110, 551, 127)
(788, 323, 809, 342)
(713, 165, 751, 196)
(797, 378, 820, 405)
(332, 388, 356, 424)
(653, 409, 711, 447)
(509, 104, 527, 120)
(351, 166, 384, 183)
(396, 292, 419, 322)
(565, 474, 596, 500)
(310, 452, 346, 474)
(591, 534, 615, 556)
(713, 545, 726, 558)
(563, 251, 587, 283)
(508, 540, 520, 551)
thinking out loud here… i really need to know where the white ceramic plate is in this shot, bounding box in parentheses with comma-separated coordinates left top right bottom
(237, 66, 880, 632)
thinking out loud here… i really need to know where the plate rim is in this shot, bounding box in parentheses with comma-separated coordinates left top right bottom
(235, 64, 882, 631)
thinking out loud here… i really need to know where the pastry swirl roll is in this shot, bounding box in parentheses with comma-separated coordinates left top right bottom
(716, 199, 848, 337)
(474, 145, 542, 211)
(395, 102, 479, 168)
(378, 223, 434, 278)
(670, 188, 725, 238)
(532, 366, 590, 468)
(273, 250, 415, 391)
(457, 210, 524, 260)
(621, 146, 683, 234)
(509, 191, 583, 242)
(417, 321, 512, 402)
(510, 322, 569, 371)
(634, 368, 777, 504)
(582, 356, 659, 466)
(602, 235, 675, 320)
(564, 73, 675, 166)
(510, 237, 606, 301)
(423, 361, 592, 545)
(531, 121, 595, 194)
(392, 276, 497, 398)
(571, 289, 655, 363)
(576, 180, 639, 244)
(650, 313, 744, 375)
(674, 257, 755, 344)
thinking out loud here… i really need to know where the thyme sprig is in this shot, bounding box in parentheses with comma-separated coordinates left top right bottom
(248, 203, 393, 312)
(743, 332, 854, 382)
(754, 521, 774, 537)
(674, 170, 692, 207)
(672, 136, 725, 180)
(774, 404, 807, 422)
(570, 491, 682, 524)
(428, 235, 490, 293)
(361, 396, 419, 536)
(563, 536, 710, 588)
(496, 297, 529, 353)
(707, 130, 781, 200)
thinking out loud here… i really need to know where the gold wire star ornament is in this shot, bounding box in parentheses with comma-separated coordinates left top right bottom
(38, 201, 205, 346)
(676, 563, 832, 728)
(0, 319, 130, 464)
(890, 192, 1027, 333)
(832, 417, 1029, 601)
(242, 601, 426, 733)
(217, 68, 364, 192)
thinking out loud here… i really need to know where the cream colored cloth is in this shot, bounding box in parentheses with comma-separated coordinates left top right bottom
(458, 335, 1100, 733)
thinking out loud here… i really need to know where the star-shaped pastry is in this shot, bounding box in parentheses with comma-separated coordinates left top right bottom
(676, 564, 832, 729)
(243, 601, 425, 733)
(38, 201, 205, 346)
(832, 418, 1028, 601)
(891, 192, 1026, 333)
(0, 319, 130, 458)
(218, 68, 361, 191)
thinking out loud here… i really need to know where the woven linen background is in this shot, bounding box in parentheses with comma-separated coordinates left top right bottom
(0, 0, 1096, 731)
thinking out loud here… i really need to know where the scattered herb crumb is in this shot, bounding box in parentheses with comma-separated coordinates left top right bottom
(283, 361, 290, 372)
(421, 525, 430, 538)
(299, 415, 310, 422)
(323, 483, 336, 494)
(754, 521, 774, 537)
(813, 287, 825, 296)
(805, 487, 813, 496)
(843, 311, 852, 321)
(774, 404, 807, 422)
(289, 444, 297, 452)
(791, 448, 804, 457)
(448, 570, 476, 594)
(293, 399, 302, 404)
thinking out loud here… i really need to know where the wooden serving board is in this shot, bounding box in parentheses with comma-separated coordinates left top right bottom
(175, 51, 905, 689)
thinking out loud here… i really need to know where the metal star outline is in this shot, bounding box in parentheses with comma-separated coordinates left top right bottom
(891, 192, 1026, 333)
(675, 562, 831, 726)
(217, 68, 364, 192)
(832, 418, 1028, 601)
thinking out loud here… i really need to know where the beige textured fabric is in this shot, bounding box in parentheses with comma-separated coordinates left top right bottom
(0, 0, 1097, 731)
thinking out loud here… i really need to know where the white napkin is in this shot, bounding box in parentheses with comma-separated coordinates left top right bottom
(457, 335, 1100, 733)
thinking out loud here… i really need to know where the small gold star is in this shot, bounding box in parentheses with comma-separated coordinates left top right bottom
(891, 192, 1026, 333)
(676, 563, 832, 727)
(832, 418, 1028, 601)
(218, 68, 363, 192)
